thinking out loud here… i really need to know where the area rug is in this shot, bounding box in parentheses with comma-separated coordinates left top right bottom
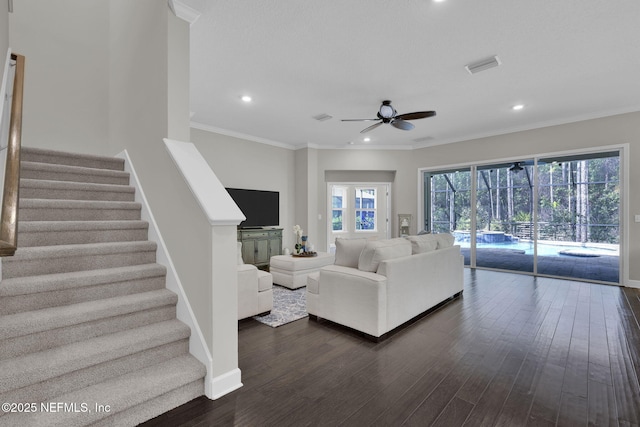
(253, 285, 308, 327)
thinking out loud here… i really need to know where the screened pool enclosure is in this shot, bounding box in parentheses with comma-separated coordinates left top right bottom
(423, 151, 620, 284)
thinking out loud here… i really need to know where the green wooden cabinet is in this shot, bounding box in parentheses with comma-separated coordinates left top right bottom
(237, 228, 282, 269)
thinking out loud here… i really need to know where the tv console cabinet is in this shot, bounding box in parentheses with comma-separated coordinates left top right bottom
(238, 228, 283, 269)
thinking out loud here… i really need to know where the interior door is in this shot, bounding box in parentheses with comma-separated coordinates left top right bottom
(328, 183, 389, 250)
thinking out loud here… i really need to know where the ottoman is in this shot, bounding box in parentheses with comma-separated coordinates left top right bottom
(269, 252, 335, 289)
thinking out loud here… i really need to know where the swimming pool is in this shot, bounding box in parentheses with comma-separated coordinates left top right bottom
(458, 240, 619, 257)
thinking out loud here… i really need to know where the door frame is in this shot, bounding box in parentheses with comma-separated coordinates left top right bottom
(417, 144, 629, 286)
(326, 181, 391, 251)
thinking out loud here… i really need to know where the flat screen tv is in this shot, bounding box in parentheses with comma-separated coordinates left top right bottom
(226, 188, 279, 228)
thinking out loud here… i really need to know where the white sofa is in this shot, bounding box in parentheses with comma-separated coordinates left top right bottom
(237, 243, 273, 320)
(306, 234, 463, 339)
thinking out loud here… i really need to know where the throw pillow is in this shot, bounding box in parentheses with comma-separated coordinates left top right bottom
(334, 238, 368, 268)
(434, 233, 455, 249)
(406, 234, 438, 254)
(358, 238, 412, 272)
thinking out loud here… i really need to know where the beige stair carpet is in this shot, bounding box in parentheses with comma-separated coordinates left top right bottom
(0, 147, 205, 426)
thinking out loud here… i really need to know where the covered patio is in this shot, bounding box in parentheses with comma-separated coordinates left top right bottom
(461, 248, 619, 284)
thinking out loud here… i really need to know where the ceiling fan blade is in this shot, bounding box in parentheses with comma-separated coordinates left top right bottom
(391, 119, 414, 131)
(395, 111, 436, 121)
(341, 118, 380, 122)
(360, 121, 383, 133)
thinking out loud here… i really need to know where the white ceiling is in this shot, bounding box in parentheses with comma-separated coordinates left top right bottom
(182, 0, 640, 150)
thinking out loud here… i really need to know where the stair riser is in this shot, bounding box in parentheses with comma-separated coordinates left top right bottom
(0, 306, 177, 360)
(0, 339, 189, 410)
(94, 380, 204, 427)
(21, 150, 125, 171)
(21, 167, 130, 186)
(20, 187, 135, 202)
(0, 275, 166, 316)
(18, 227, 148, 247)
(2, 250, 157, 279)
(19, 206, 141, 221)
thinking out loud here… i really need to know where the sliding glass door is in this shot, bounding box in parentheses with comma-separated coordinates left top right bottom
(536, 152, 619, 282)
(423, 149, 621, 284)
(424, 169, 472, 266)
(475, 161, 535, 273)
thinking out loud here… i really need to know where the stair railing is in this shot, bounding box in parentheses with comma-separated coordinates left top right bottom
(0, 53, 25, 257)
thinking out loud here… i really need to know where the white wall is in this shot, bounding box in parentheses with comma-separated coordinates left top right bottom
(8, 0, 110, 154)
(190, 127, 297, 250)
(1, 1, 8, 58)
(167, 11, 191, 142)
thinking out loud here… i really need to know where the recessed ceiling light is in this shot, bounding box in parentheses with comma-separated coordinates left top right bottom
(433, 0, 446, 3)
(512, 104, 524, 111)
(241, 95, 252, 103)
(363, 137, 371, 142)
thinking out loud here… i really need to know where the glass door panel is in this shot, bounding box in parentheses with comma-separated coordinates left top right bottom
(475, 161, 535, 273)
(425, 169, 472, 266)
(536, 152, 620, 283)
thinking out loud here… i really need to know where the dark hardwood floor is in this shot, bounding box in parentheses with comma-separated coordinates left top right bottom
(141, 269, 640, 426)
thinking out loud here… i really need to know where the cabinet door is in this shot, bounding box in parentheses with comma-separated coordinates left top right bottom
(269, 235, 282, 257)
(241, 240, 255, 264)
(254, 239, 270, 265)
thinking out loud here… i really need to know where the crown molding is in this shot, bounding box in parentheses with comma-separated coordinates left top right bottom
(190, 121, 297, 150)
(168, 0, 200, 26)
(412, 105, 640, 150)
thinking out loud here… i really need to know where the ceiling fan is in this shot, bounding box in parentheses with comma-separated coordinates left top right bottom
(342, 100, 436, 134)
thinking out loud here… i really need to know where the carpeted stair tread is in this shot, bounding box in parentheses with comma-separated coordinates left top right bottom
(1, 241, 157, 278)
(0, 355, 205, 427)
(21, 147, 125, 171)
(21, 161, 130, 185)
(20, 178, 135, 202)
(6, 240, 156, 261)
(0, 319, 191, 394)
(0, 289, 177, 341)
(19, 198, 142, 221)
(0, 263, 166, 297)
(18, 220, 149, 247)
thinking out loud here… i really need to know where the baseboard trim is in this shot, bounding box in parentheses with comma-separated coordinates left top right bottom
(626, 279, 640, 289)
(209, 368, 243, 400)
(116, 149, 216, 399)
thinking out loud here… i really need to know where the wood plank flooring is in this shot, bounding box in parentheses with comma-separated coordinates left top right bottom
(141, 270, 640, 426)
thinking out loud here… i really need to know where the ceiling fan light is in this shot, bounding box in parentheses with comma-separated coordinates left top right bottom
(379, 104, 395, 119)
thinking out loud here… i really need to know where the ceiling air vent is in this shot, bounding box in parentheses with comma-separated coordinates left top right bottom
(313, 113, 333, 122)
(465, 55, 501, 75)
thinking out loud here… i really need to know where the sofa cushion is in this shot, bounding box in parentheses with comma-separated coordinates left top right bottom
(406, 234, 438, 254)
(334, 238, 368, 268)
(358, 238, 412, 273)
(434, 233, 455, 249)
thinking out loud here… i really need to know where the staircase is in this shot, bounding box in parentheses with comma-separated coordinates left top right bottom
(0, 147, 206, 426)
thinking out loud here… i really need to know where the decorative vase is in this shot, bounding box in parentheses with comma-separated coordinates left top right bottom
(301, 235, 308, 253)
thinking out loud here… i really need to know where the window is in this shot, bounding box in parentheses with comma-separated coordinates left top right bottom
(355, 188, 376, 231)
(331, 186, 346, 231)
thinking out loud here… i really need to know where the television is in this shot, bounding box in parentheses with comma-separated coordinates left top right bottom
(226, 188, 280, 228)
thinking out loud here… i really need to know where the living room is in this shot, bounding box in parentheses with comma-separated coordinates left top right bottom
(2, 1, 639, 425)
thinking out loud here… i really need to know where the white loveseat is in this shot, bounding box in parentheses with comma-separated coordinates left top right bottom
(306, 234, 463, 339)
(237, 243, 273, 320)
